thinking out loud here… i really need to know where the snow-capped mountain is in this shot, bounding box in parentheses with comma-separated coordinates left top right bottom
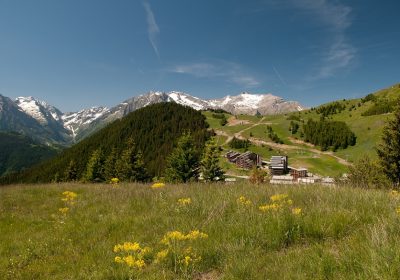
(0, 91, 303, 145)
(209, 92, 304, 115)
(15, 96, 63, 125)
(0, 95, 70, 144)
(62, 107, 109, 139)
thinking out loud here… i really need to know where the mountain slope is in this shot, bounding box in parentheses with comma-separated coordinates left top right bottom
(2, 103, 211, 184)
(0, 132, 58, 176)
(0, 94, 67, 144)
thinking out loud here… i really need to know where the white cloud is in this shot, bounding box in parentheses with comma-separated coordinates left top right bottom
(316, 36, 356, 79)
(291, 0, 356, 79)
(170, 61, 260, 88)
(143, 1, 160, 58)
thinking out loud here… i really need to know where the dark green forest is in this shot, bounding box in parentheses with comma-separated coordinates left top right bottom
(303, 119, 356, 151)
(0, 132, 58, 176)
(0, 103, 211, 184)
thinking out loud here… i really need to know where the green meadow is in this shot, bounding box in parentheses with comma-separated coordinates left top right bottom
(2, 182, 400, 279)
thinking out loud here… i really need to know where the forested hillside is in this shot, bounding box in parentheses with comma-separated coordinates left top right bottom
(1, 103, 211, 184)
(0, 132, 58, 176)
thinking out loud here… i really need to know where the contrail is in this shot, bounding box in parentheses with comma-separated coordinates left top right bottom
(143, 1, 160, 58)
(272, 65, 287, 86)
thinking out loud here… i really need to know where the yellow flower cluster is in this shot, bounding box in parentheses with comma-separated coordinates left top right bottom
(113, 242, 141, 253)
(151, 182, 165, 189)
(177, 198, 192, 206)
(113, 229, 208, 275)
(161, 230, 208, 245)
(61, 191, 77, 204)
(179, 247, 201, 267)
(259, 193, 301, 215)
(259, 203, 280, 212)
(110, 177, 120, 185)
(58, 207, 69, 215)
(113, 241, 151, 270)
(292, 208, 302, 215)
(154, 249, 169, 263)
(270, 194, 289, 202)
(115, 256, 146, 269)
(237, 196, 252, 206)
(58, 191, 78, 218)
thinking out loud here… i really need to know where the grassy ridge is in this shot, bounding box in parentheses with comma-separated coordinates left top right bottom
(2, 183, 400, 279)
(204, 84, 400, 177)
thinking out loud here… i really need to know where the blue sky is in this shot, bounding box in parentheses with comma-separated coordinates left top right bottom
(0, 0, 399, 112)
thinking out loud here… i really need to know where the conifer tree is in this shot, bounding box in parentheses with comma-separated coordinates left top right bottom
(131, 150, 150, 182)
(64, 160, 78, 181)
(164, 132, 200, 183)
(377, 98, 400, 186)
(115, 139, 135, 182)
(201, 140, 224, 182)
(82, 149, 104, 182)
(114, 138, 150, 182)
(104, 147, 118, 181)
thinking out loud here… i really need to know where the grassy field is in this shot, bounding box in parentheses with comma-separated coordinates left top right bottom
(2, 182, 400, 279)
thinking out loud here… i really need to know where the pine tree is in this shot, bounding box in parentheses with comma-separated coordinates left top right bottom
(164, 132, 200, 183)
(131, 150, 150, 182)
(104, 147, 118, 181)
(114, 138, 150, 182)
(82, 149, 104, 182)
(201, 140, 224, 182)
(377, 98, 400, 186)
(115, 139, 135, 182)
(64, 160, 78, 181)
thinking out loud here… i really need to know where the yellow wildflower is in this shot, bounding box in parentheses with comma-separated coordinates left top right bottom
(292, 208, 302, 215)
(396, 207, 400, 214)
(182, 255, 192, 267)
(135, 259, 146, 269)
(58, 207, 69, 215)
(114, 256, 123, 263)
(270, 194, 288, 202)
(110, 177, 119, 184)
(161, 231, 187, 245)
(155, 249, 169, 263)
(123, 255, 135, 267)
(237, 196, 252, 206)
(177, 198, 192, 206)
(113, 242, 141, 253)
(185, 230, 208, 240)
(286, 199, 293, 205)
(259, 203, 280, 212)
(151, 182, 165, 189)
(61, 191, 77, 205)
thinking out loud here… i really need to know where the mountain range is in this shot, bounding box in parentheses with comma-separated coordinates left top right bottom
(0, 91, 303, 145)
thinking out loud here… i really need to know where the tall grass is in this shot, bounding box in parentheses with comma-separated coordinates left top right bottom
(1, 182, 400, 279)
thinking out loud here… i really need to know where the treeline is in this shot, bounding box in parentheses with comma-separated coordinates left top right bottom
(362, 99, 393, 116)
(212, 113, 228, 126)
(315, 102, 346, 117)
(229, 137, 251, 149)
(266, 126, 283, 144)
(303, 119, 356, 151)
(1, 103, 212, 184)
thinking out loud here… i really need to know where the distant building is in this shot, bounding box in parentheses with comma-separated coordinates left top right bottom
(290, 167, 308, 180)
(269, 156, 288, 175)
(226, 150, 262, 169)
(270, 175, 295, 184)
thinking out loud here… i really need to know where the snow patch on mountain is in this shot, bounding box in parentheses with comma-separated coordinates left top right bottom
(62, 107, 109, 137)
